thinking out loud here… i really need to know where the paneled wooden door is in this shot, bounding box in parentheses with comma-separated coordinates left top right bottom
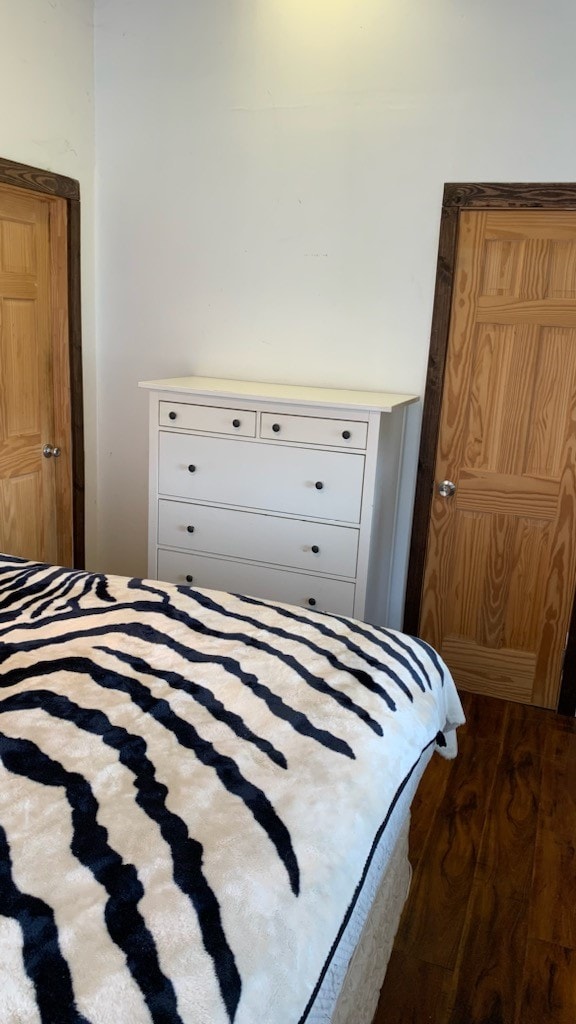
(0, 183, 73, 564)
(419, 208, 576, 710)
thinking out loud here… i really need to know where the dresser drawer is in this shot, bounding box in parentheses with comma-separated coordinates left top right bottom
(158, 549, 356, 615)
(159, 401, 256, 437)
(158, 433, 365, 522)
(158, 500, 359, 576)
(260, 412, 368, 449)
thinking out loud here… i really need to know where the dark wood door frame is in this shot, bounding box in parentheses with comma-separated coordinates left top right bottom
(404, 182, 576, 715)
(0, 156, 84, 568)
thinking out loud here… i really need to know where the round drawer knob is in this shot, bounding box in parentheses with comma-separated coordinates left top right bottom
(185, 574, 193, 583)
(188, 464, 196, 473)
(232, 418, 241, 428)
(272, 423, 281, 432)
(187, 525, 195, 533)
(315, 481, 324, 490)
(308, 597, 317, 607)
(342, 429, 351, 439)
(169, 410, 177, 421)
(311, 545, 320, 554)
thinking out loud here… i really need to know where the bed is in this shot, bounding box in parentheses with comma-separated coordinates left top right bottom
(0, 555, 465, 1024)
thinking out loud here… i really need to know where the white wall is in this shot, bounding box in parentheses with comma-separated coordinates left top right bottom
(1, 0, 97, 563)
(94, 0, 576, 622)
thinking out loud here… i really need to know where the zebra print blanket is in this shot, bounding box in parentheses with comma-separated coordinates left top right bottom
(0, 555, 464, 1024)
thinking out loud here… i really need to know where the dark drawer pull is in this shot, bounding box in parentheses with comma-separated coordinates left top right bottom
(187, 525, 195, 533)
(315, 481, 324, 490)
(272, 423, 281, 432)
(188, 464, 196, 473)
(308, 597, 317, 607)
(232, 418, 241, 428)
(311, 545, 320, 554)
(342, 429, 351, 439)
(185, 574, 193, 583)
(169, 410, 177, 421)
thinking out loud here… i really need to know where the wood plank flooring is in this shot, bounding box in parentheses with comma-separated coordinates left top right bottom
(373, 691, 576, 1024)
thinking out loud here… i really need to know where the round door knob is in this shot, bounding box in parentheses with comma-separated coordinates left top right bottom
(43, 444, 61, 459)
(232, 418, 241, 428)
(342, 430, 351, 439)
(315, 481, 324, 490)
(188, 464, 196, 473)
(437, 480, 456, 498)
(272, 423, 281, 432)
(169, 411, 177, 420)
(311, 545, 320, 554)
(186, 525, 195, 533)
(308, 597, 317, 607)
(185, 574, 193, 583)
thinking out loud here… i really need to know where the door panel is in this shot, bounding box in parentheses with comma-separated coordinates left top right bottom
(0, 475, 41, 559)
(420, 210, 576, 709)
(0, 186, 72, 565)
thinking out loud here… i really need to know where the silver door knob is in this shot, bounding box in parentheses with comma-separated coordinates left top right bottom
(43, 444, 62, 459)
(437, 480, 456, 498)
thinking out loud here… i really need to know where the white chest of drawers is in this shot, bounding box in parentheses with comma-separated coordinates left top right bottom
(139, 376, 417, 624)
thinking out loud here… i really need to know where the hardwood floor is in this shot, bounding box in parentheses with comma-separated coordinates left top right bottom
(374, 691, 576, 1024)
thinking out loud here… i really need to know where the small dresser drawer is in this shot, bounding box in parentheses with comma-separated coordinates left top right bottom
(158, 549, 356, 616)
(159, 401, 256, 437)
(158, 500, 359, 576)
(159, 433, 365, 522)
(260, 412, 368, 449)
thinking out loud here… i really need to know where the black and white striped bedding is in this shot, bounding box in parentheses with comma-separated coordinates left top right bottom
(0, 555, 464, 1024)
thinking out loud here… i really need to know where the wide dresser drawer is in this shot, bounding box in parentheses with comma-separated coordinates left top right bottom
(157, 549, 356, 615)
(158, 432, 365, 522)
(158, 500, 359, 576)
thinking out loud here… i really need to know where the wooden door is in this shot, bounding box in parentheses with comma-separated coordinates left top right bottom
(419, 209, 576, 710)
(0, 184, 72, 565)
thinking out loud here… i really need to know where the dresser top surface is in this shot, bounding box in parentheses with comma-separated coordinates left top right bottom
(138, 376, 418, 413)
